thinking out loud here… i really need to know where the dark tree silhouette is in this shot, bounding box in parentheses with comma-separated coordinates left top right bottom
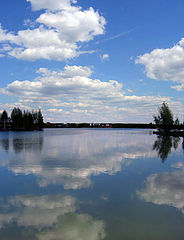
(0, 110, 8, 129)
(153, 102, 174, 132)
(1, 110, 8, 121)
(23, 111, 34, 130)
(153, 102, 181, 132)
(37, 109, 44, 130)
(11, 108, 23, 129)
(9, 108, 43, 130)
(32, 109, 43, 130)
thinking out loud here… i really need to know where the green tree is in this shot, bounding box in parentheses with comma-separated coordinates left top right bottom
(153, 102, 175, 132)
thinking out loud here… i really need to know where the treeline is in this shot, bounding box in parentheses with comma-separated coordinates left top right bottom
(0, 108, 43, 131)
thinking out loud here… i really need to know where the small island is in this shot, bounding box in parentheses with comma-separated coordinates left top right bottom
(0, 108, 43, 131)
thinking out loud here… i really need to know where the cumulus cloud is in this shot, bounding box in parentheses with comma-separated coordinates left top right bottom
(27, 0, 77, 11)
(135, 38, 184, 91)
(2, 65, 123, 98)
(0, 0, 106, 61)
(1, 65, 179, 122)
(137, 169, 184, 214)
(37, 7, 105, 43)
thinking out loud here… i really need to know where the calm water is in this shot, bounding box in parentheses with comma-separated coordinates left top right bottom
(0, 128, 183, 240)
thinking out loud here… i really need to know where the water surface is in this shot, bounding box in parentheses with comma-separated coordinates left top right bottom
(0, 128, 183, 240)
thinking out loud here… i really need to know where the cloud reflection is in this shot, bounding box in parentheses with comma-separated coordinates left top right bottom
(137, 168, 184, 214)
(0, 130, 157, 189)
(0, 194, 105, 240)
(37, 213, 105, 240)
(0, 195, 76, 229)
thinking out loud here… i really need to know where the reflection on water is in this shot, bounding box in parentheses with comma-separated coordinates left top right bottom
(137, 165, 184, 215)
(0, 194, 105, 240)
(0, 195, 76, 228)
(0, 129, 157, 189)
(0, 138, 9, 151)
(37, 213, 105, 240)
(153, 135, 180, 162)
(138, 135, 184, 229)
(12, 137, 43, 153)
(0, 129, 183, 239)
(0, 134, 43, 153)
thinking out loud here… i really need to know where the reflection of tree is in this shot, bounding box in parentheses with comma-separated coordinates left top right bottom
(13, 136, 43, 153)
(153, 135, 180, 162)
(0, 138, 9, 151)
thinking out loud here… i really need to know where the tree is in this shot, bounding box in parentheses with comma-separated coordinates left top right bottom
(11, 107, 23, 129)
(32, 109, 43, 130)
(35, 109, 43, 130)
(1, 110, 8, 121)
(0, 110, 8, 129)
(174, 117, 180, 127)
(23, 110, 34, 130)
(153, 102, 175, 132)
(0, 108, 44, 131)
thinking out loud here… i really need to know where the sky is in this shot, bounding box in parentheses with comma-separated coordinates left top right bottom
(0, 0, 184, 123)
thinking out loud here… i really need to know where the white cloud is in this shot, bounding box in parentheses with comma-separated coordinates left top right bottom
(1, 65, 180, 122)
(136, 38, 184, 91)
(23, 19, 36, 28)
(2, 65, 123, 98)
(37, 7, 105, 43)
(27, 0, 77, 11)
(171, 83, 184, 91)
(100, 54, 109, 61)
(127, 89, 133, 93)
(0, 0, 106, 61)
(137, 169, 184, 214)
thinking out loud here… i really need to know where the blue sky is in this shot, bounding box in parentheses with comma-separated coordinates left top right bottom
(0, 0, 184, 123)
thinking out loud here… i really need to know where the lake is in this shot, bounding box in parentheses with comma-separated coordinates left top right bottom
(0, 128, 183, 240)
